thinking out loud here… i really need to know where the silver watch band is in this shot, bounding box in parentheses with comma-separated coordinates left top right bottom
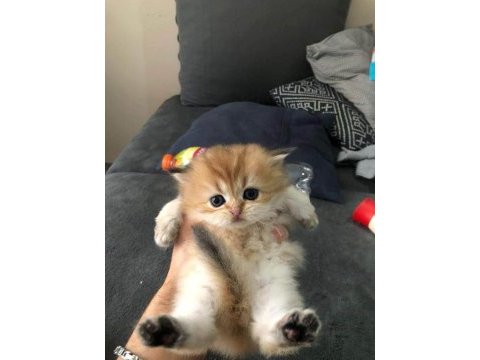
(114, 346, 143, 360)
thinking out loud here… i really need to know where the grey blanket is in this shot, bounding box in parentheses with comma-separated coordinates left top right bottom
(306, 26, 375, 129)
(306, 26, 375, 178)
(337, 145, 375, 179)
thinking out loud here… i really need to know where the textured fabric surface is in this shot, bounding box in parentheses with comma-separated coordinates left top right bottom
(167, 102, 342, 202)
(176, 0, 351, 106)
(336, 164, 375, 193)
(105, 173, 177, 360)
(307, 26, 375, 128)
(270, 77, 374, 150)
(338, 145, 375, 179)
(105, 172, 374, 360)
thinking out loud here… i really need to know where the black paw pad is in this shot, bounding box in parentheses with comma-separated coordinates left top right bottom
(281, 311, 320, 344)
(302, 313, 320, 333)
(138, 316, 182, 347)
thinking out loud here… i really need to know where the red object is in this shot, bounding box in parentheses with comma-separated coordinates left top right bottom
(352, 198, 375, 227)
(161, 154, 174, 171)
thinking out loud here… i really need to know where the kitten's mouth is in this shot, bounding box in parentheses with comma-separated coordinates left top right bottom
(230, 215, 249, 225)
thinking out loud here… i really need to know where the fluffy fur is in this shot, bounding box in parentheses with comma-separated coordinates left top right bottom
(140, 144, 321, 357)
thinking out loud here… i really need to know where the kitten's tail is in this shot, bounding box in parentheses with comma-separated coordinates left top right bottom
(191, 225, 240, 296)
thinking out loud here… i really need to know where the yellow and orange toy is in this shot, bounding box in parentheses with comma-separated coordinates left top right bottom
(161, 146, 207, 172)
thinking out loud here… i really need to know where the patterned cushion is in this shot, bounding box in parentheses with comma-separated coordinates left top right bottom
(270, 77, 375, 151)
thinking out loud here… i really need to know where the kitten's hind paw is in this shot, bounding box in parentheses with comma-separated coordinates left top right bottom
(154, 218, 180, 248)
(138, 315, 183, 348)
(279, 309, 321, 345)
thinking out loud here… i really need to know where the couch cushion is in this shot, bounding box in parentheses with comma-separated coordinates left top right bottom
(336, 163, 375, 193)
(176, 0, 351, 106)
(105, 172, 374, 359)
(105, 172, 177, 360)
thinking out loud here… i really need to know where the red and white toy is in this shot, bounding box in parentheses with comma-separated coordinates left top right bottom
(352, 198, 375, 234)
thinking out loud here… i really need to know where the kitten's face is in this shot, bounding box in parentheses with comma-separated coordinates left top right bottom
(176, 144, 290, 228)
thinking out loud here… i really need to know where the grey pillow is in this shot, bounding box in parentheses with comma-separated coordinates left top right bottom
(307, 26, 375, 128)
(176, 0, 351, 106)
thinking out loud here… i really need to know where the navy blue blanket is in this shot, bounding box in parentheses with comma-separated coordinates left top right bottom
(167, 102, 342, 202)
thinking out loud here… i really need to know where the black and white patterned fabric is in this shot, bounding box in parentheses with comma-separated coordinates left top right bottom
(270, 77, 375, 151)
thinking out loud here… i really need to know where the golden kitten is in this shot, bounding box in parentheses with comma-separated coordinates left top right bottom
(139, 144, 321, 357)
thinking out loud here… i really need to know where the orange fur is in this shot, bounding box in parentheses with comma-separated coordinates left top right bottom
(176, 236, 255, 355)
(175, 144, 292, 354)
(177, 144, 290, 225)
(142, 144, 319, 356)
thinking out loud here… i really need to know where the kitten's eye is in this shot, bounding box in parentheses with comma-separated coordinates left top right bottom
(243, 188, 259, 201)
(210, 195, 225, 207)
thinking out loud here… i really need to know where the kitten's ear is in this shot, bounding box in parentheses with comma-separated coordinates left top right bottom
(270, 147, 296, 163)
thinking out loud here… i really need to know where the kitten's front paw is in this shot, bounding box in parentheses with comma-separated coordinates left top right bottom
(138, 315, 183, 348)
(279, 309, 321, 345)
(300, 211, 319, 230)
(154, 218, 180, 248)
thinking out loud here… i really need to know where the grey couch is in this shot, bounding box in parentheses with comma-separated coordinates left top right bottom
(106, 1, 374, 359)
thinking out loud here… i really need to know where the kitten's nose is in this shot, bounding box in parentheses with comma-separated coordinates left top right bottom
(229, 207, 242, 219)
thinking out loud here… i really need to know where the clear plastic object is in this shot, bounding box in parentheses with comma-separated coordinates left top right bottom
(285, 163, 314, 195)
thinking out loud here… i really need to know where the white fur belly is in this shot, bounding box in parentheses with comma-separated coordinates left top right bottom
(239, 236, 306, 314)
